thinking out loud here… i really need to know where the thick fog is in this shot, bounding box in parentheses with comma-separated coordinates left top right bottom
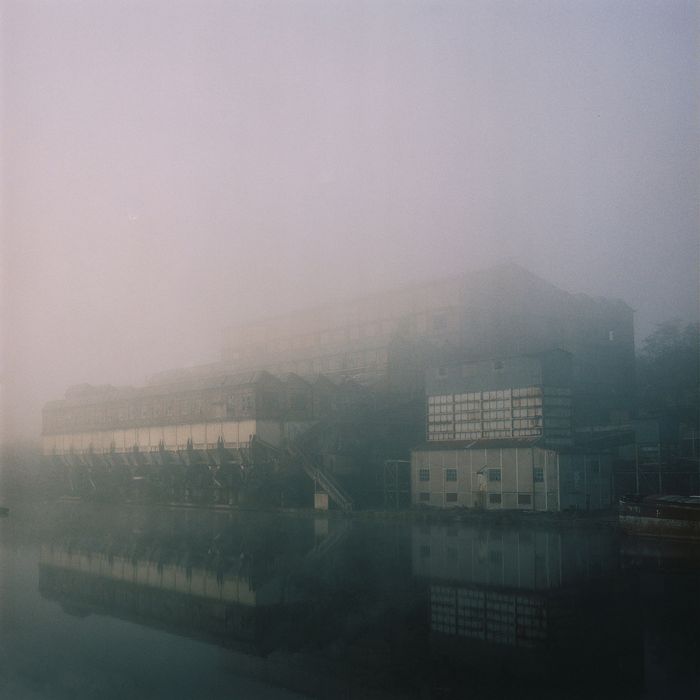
(1, 0, 698, 439)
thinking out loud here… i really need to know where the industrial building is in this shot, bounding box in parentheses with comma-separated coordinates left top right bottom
(41, 264, 633, 508)
(42, 371, 299, 455)
(411, 351, 612, 511)
(217, 263, 635, 425)
(41, 371, 363, 509)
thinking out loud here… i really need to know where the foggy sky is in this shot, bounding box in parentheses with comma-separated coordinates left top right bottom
(2, 0, 699, 439)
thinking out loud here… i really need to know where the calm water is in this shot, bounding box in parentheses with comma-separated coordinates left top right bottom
(1, 502, 699, 699)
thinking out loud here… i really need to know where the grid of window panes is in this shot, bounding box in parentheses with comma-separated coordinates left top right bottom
(430, 586, 547, 647)
(511, 387, 544, 438)
(427, 394, 455, 440)
(482, 389, 515, 438)
(431, 585, 458, 635)
(454, 391, 483, 439)
(427, 385, 571, 442)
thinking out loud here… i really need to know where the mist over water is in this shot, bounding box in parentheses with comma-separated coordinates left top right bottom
(1, 502, 699, 699)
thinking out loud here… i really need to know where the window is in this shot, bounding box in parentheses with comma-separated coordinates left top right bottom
(534, 467, 544, 483)
(488, 468, 501, 482)
(589, 459, 600, 475)
(489, 493, 502, 505)
(493, 360, 504, 371)
(419, 468, 430, 482)
(420, 545, 431, 557)
(445, 468, 457, 482)
(445, 493, 458, 503)
(518, 494, 532, 506)
(419, 492, 430, 502)
(436, 366, 448, 378)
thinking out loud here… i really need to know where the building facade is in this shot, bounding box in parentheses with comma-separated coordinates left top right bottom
(411, 350, 612, 511)
(216, 264, 635, 424)
(426, 350, 573, 446)
(41, 371, 325, 456)
(411, 443, 611, 511)
(41, 264, 632, 508)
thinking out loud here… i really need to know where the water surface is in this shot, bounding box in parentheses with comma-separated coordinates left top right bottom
(1, 502, 698, 699)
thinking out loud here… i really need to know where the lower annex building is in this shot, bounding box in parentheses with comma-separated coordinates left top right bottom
(411, 351, 612, 511)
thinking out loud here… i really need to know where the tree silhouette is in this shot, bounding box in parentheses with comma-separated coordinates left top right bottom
(637, 320, 699, 428)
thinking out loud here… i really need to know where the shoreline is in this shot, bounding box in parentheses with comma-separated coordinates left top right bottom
(55, 495, 618, 529)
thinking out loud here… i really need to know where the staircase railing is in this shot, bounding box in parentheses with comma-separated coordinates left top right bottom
(286, 444, 353, 512)
(252, 426, 354, 512)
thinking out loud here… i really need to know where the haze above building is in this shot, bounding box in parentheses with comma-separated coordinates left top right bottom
(2, 0, 698, 440)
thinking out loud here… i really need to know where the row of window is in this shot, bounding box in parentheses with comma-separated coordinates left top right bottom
(430, 413, 545, 425)
(429, 407, 549, 421)
(235, 324, 396, 355)
(428, 423, 544, 435)
(47, 395, 257, 430)
(430, 386, 571, 406)
(418, 493, 534, 505)
(229, 345, 389, 372)
(428, 396, 548, 413)
(428, 429, 546, 441)
(418, 467, 545, 482)
(512, 398, 545, 408)
(230, 310, 462, 359)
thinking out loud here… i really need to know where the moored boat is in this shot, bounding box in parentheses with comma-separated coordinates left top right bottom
(619, 494, 700, 540)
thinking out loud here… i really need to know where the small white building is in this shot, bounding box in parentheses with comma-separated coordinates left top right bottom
(411, 442, 611, 512)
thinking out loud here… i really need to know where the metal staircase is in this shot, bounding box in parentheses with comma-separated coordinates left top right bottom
(252, 427, 354, 512)
(285, 444, 354, 512)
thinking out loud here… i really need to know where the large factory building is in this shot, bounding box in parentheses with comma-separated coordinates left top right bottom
(217, 263, 635, 426)
(41, 264, 633, 508)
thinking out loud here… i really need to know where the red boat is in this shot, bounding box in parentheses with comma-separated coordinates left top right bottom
(619, 494, 700, 540)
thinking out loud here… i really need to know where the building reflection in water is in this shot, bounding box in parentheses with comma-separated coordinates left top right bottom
(37, 506, 647, 698)
(38, 508, 338, 656)
(412, 525, 644, 694)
